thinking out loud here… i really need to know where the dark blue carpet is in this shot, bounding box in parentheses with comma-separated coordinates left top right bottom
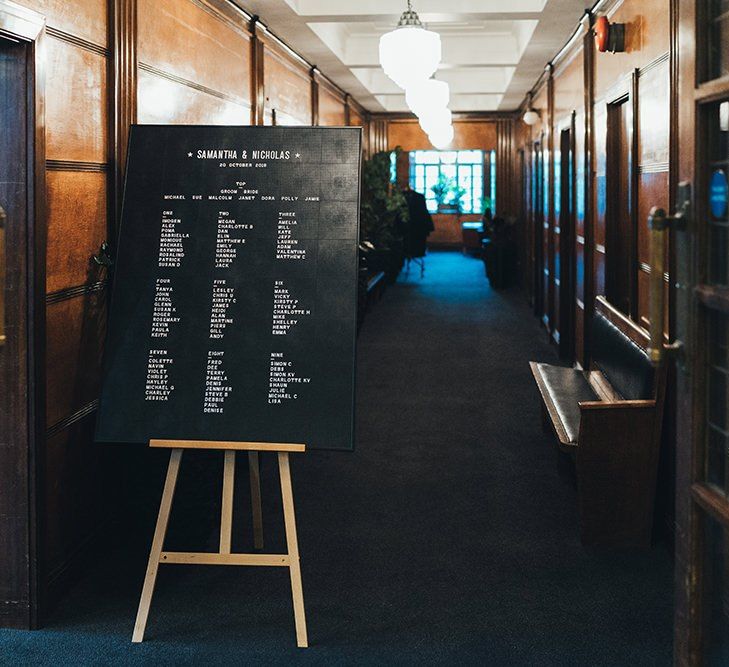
(0, 250, 673, 665)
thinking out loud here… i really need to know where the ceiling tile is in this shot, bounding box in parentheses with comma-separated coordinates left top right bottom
(236, 0, 592, 112)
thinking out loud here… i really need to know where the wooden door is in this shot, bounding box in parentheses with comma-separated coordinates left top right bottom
(533, 139, 545, 317)
(0, 3, 45, 629)
(559, 120, 576, 361)
(674, 0, 729, 662)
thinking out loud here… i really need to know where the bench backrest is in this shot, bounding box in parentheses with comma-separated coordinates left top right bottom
(591, 297, 655, 400)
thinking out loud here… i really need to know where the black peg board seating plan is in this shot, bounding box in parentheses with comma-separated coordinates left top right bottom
(96, 125, 361, 451)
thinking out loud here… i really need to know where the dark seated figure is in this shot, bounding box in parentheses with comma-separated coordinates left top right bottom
(482, 215, 517, 288)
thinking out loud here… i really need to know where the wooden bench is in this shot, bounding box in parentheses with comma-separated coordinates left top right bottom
(530, 296, 666, 547)
(366, 270, 386, 308)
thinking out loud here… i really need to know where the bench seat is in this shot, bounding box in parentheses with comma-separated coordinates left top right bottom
(529, 362, 598, 445)
(529, 296, 666, 547)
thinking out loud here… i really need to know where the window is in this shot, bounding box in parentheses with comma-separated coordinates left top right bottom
(707, 0, 729, 81)
(409, 150, 493, 215)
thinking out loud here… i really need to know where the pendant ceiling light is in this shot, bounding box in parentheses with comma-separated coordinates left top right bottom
(405, 78, 449, 117)
(419, 107, 452, 136)
(428, 123, 454, 150)
(379, 1, 441, 90)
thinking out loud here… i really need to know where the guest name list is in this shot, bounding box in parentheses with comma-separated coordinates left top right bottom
(96, 126, 360, 451)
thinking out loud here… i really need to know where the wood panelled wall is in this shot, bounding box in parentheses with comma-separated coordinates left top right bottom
(515, 0, 674, 531)
(8, 0, 367, 626)
(518, 0, 671, 363)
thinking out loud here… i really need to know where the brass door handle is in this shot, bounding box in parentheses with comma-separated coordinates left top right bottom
(647, 195, 690, 363)
(0, 206, 5, 347)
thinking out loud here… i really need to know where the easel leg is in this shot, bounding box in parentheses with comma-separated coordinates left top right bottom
(220, 450, 236, 554)
(278, 452, 308, 648)
(249, 451, 264, 549)
(132, 448, 183, 643)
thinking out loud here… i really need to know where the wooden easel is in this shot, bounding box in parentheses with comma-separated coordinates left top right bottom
(131, 439, 308, 647)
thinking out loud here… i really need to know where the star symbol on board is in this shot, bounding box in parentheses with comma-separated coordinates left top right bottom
(295, 153, 301, 159)
(187, 152, 193, 157)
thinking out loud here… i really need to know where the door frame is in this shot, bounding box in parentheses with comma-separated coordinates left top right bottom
(0, 0, 46, 629)
(532, 138, 544, 317)
(558, 115, 577, 361)
(673, 0, 729, 662)
(604, 83, 637, 318)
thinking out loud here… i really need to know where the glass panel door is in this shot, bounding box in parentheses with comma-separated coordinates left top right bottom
(697, 99, 729, 664)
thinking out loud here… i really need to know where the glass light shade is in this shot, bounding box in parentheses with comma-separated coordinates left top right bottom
(379, 27, 441, 89)
(418, 107, 452, 136)
(429, 124, 454, 150)
(523, 109, 540, 125)
(405, 79, 449, 116)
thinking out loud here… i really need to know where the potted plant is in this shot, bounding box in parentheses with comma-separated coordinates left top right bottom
(448, 183, 468, 214)
(360, 147, 409, 282)
(431, 174, 455, 212)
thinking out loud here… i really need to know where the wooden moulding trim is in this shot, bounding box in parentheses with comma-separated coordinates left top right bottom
(262, 40, 310, 82)
(639, 162, 670, 174)
(138, 61, 250, 107)
(694, 75, 729, 104)
(46, 400, 98, 438)
(520, 9, 591, 113)
(254, 16, 350, 107)
(372, 111, 518, 122)
(639, 51, 670, 77)
(349, 95, 368, 118)
(46, 280, 108, 305)
(316, 71, 347, 104)
(46, 159, 108, 172)
(594, 294, 650, 348)
(256, 19, 310, 72)
(696, 285, 729, 314)
(344, 93, 351, 125)
(551, 20, 588, 77)
(638, 262, 671, 282)
(190, 0, 252, 38)
(46, 26, 108, 57)
(631, 69, 640, 321)
(250, 17, 264, 126)
(113, 0, 137, 229)
(530, 67, 551, 105)
(579, 399, 655, 410)
(310, 67, 319, 126)
(150, 439, 306, 452)
(691, 483, 729, 525)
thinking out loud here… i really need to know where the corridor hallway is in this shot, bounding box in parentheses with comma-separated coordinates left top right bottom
(0, 251, 673, 665)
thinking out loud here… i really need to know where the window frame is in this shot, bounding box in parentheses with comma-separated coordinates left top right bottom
(408, 149, 491, 215)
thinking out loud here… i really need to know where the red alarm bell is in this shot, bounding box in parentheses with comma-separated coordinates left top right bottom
(594, 15, 625, 53)
(594, 16, 610, 52)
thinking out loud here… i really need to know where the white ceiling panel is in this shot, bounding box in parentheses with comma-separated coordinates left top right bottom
(350, 67, 516, 95)
(283, 0, 549, 17)
(375, 93, 504, 113)
(307, 20, 537, 67)
(235, 0, 592, 111)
